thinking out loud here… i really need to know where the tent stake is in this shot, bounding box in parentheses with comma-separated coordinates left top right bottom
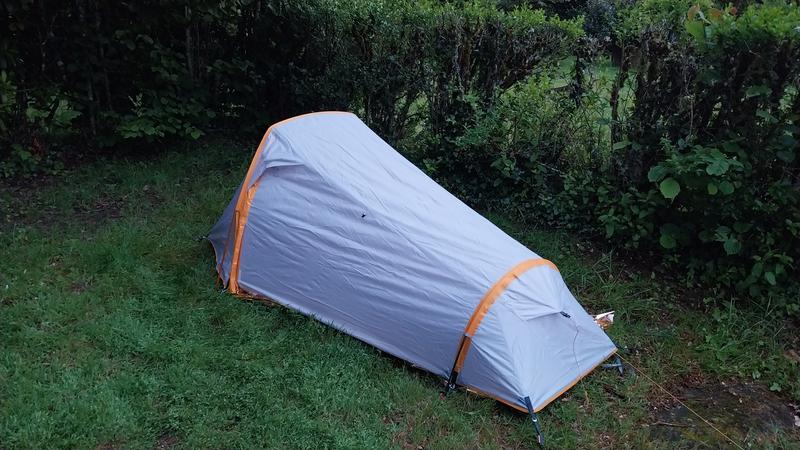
(444, 335, 469, 394)
(524, 396, 545, 448)
(602, 355, 624, 375)
(444, 365, 460, 394)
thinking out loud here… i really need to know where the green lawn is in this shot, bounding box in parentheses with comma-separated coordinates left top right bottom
(1, 140, 798, 449)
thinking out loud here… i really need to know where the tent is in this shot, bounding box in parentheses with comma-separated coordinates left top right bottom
(209, 111, 616, 440)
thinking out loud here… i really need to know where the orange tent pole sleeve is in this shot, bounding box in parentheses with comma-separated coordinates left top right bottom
(447, 258, 558, 385)
(227, 132, 270, 293)
(226, 111, 354, 294)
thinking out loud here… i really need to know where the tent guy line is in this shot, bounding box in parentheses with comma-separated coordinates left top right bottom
(616, 353, 744, 450)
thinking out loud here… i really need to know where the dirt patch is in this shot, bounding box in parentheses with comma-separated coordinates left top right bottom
(154, 431, 180, 449)
(383, 409, 428, 450)
(70, 281, 90, 294)
(1, 177, 54, 227)
(2, 177, 125, 229)
(648, 378, 799, 447)
(95, 440, 123, 450)
(0, 168, 169, 231)
(72, 195, 124, 226)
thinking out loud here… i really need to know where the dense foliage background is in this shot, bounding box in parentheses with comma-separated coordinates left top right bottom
(2, 0, 799, 313)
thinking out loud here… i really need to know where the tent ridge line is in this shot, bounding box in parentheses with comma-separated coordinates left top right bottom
(446, 258, 558, 390)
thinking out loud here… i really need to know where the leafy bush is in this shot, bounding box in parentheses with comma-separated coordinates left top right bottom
(0, 0, 579, 173)
(611, 2, 799, 306)
(2, 0, 799, 314)
(430, 1, 800, 313)
(106, 36, 213, 144)
(583, 0, 618, 43)
(0, 72, 79, 177)
(435, 73, 599, 209)
(0, 0, 258, 170)
(265, 0, 583, 146)
(554, 1, 800, 312)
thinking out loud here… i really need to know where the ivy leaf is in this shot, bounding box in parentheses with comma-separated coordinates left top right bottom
(756, 109, 777, 123)
(779, 134, 797, 148)
(605, 223, 615, 238)
(745, 85, 772, 98)
(660, 234, 677, 249)
(707, 182, 718, 195)
(706, 159, 729, 176)
(723, 238, 741, 255)
(659, 177, 681, 200)
(612, 140, 631, 150)
(685, 20, 705, 41)
(648, 165, 668, 182)
(776, 150, 795, 163)
(751, 262, 764, 278)
(764, 271, 777, 286)
(719, 181, 734, 195)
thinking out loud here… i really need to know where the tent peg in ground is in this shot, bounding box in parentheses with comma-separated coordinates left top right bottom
(524, 396, 545, 448)
(443, 367, 460, 395)
(602, 355, 624, 375)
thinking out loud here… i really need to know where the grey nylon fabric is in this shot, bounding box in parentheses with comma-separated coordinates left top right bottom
(209, 112, 616, 411)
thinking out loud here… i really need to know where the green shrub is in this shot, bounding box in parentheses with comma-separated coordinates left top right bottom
(270, 0, 583, 147)
(436, 73, 599, 209)
(0, 72, 79, 177)
(105, 37, 213, 144)
(3, 0, 798, 314)
(0, 0, 259, 168)
(579, 1, 800, 312)
(431, 1, 800, 313)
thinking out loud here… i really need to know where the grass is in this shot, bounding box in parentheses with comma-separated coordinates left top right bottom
(1, 139, 798, 449)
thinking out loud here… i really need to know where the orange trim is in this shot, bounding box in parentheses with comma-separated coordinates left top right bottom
(452, 258, 558, 373)
(532, 347, 617, 412)
(227, 111, 354, 293)
(466, 348, 617, 413)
